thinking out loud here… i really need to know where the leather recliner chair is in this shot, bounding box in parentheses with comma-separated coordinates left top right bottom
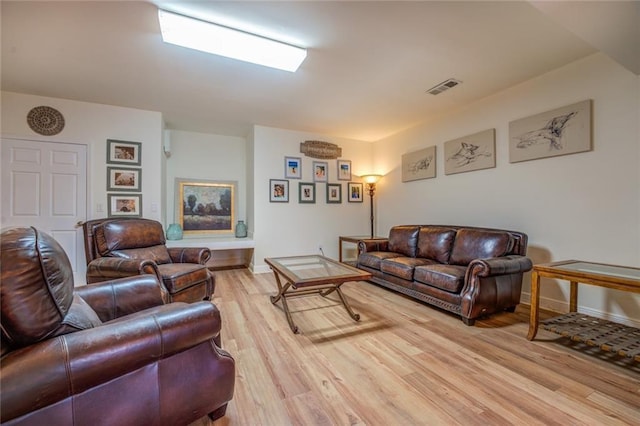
(0, 227, 235, 425)
(83, 218, 214, 303)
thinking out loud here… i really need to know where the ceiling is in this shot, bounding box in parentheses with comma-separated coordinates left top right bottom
(1, 1, 638, 142)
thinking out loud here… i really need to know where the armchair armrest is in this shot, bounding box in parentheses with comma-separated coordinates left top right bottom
(0, 302, 221, 423)
(467, 255, 533, 278)
(75, 275, 168, 322)
(357, 239, 389, 254)
(86, 257, 160, 283)
(167, 247, 211, 264)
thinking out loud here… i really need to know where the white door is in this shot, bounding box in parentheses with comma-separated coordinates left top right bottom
(1, 138, 88, 284)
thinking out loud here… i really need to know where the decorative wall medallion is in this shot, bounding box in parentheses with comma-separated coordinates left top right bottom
(27, 106, 65, 136)
(300, 140, 342, 159)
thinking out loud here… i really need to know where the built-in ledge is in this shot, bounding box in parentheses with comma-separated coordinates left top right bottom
(166, 237, 254, 269)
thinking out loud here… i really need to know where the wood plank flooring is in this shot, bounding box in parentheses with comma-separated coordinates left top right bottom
(190, 268, 639, 426)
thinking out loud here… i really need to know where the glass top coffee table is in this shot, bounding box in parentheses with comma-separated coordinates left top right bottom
(264, 255, 372, 333)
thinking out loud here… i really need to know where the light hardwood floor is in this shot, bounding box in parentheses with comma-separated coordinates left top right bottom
(192, 268, 639, 426)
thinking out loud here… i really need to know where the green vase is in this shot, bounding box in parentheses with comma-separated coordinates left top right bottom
(166, 223, 183, 240)
(235, 220, 247, 238)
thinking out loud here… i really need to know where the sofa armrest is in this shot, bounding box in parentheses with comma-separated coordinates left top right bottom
(75, 275, 168, 321)
(0, 302, 222, 423)
(86, 257, 160, 283)
(357, 239, 389, 254)
(167, 247, 211, 265)
(467, 255, 533, 278)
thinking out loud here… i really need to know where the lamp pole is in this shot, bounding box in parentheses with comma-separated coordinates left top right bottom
(361, 174, 382, 239)
(366, 182, 376, 239)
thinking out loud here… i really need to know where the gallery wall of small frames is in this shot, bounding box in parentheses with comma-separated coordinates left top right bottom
(272, 156, 362, 204)
(106, 139, 143, 217)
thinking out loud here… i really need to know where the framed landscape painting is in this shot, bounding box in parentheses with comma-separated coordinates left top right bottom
(176, 178, 236, 235)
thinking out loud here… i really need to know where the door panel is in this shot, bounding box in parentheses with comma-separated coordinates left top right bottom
(1, 138, 88, 284)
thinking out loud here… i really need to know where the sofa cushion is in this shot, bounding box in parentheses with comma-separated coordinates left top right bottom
(358, 251, 402, 271)
(416, 227, 457, 264)
(449, 229, 514, 266)
(388, 226, 421, 257)
(414, 264, 467, 293)
(380, 257, 437, 281)
(157, 263, 210, 293)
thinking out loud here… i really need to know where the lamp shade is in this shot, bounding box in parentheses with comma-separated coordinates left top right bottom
(361, 174, 383, 184)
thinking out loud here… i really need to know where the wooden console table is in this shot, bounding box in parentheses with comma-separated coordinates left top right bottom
(527, 260, 640, 361)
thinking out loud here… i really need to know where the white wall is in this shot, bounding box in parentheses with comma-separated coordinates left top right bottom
(251, 125, 373, 272)
(164, 130, 247, 228)
(373, 53, 640, 325)
(1, 91, 164, 221)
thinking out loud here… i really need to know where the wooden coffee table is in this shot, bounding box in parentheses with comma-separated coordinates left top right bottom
(265, 255, 372, 333)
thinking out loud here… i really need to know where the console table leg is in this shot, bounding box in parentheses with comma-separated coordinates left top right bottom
(527, 270, 540, 340)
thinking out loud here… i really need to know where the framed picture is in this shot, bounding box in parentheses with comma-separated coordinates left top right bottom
(176, 179, 236, 235)
(298, 182, 316, 204)
(284, 156, 302, 179)
(444, 129, 496, 175)
(107, 166, 141, 192)
(312, 161, 328, 182)
(337, 160, 352, 181)
(108, 194, 142, 217)
(270, 179, 289, 202)
(107, 139, 142, 166)
(509, 99, 592, 163)
(402, 146, 436, 182)
(347, 182, 363, 203)
(327, 183, 342, 204)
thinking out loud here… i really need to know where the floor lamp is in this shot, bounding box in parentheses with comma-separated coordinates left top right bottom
(361, 174, 382, 238)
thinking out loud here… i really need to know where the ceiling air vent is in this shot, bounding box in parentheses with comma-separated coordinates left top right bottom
(426, 78, 462, 95)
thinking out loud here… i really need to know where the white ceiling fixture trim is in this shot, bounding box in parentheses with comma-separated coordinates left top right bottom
(158, 9, 307, 72)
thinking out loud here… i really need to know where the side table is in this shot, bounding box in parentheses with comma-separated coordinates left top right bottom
(338, 235, 386, 263)
(528, 260, 640, 361)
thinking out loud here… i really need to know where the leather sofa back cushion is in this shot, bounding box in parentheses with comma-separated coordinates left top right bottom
(96, 220, 172, 264)
(1, 228, 101, 348)
(449, 229, 514, 266)
(416, 227, 456, 264)
(388, 226, 421, 257)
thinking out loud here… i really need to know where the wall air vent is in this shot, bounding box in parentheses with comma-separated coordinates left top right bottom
(426, 78, 462, 95)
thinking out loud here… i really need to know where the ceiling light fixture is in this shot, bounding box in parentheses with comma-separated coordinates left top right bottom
(158, 9, 307, 72)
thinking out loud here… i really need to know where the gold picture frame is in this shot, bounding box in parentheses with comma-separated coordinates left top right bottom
(176, 178, 236, 235)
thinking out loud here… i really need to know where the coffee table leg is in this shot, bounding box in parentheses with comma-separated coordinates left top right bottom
(333, 285, 361, 322)
(269, 270, 299, 333)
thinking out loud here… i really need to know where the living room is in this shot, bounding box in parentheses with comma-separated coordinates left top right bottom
(1, 1, 638, 424)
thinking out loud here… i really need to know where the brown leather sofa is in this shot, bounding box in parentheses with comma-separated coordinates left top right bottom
(1, 226, 235, 425)
(357, 225, 533, 325)
(83, 218, 214, 303)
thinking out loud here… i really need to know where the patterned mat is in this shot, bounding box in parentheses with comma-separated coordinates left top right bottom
(542, 312, 640, 362)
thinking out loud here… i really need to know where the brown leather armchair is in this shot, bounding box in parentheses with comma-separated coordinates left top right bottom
(1, 227, 235, 425)
(83, 218, 214, 303)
